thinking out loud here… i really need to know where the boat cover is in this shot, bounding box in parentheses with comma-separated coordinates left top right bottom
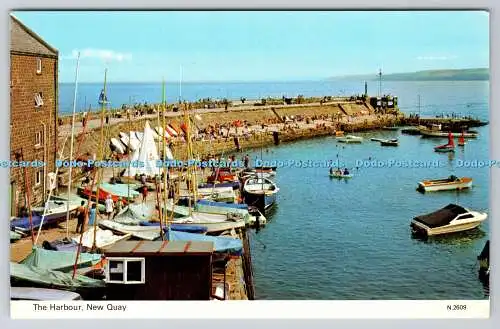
(113, 203, 155, 225)
(413, 204, 468, 228)
(20, 247, 102, 272)
(100, 183, 140, 198)
(164, 229, 243, 255)
(197, 199, 248, 209)
(42, 238, 82, 252)
(10, 262, 105, 289)
(11, 215, 43, 232)
(10, 231, 22, 241)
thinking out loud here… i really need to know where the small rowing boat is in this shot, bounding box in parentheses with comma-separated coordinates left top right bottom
(329, 169, 352, 179)
(380, 139, 399, 146)
(417, 176, 472, 192)
(337, 135, 363, 143)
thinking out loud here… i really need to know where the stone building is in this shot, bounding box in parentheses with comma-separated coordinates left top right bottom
(10, 14, 58, 216)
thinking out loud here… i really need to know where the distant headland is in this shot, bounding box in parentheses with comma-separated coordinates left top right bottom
(330, 68, 489, 81)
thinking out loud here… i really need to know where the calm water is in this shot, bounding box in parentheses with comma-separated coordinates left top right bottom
(62, 80, 489, 299)
(59, 80, 488, 120)
(235, 81, 488, 300)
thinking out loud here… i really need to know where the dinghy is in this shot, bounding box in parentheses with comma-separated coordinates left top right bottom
(170, 213, 246, 233)
(458, 132, 466, 146)
(329, 169, 353, 179)
(380, 138, 399, 146)
(417, 176, 472, 192)
(242, 177, 279, 212)
(434, 132, 455, 153)
(72, 227, 132, 249)
(410, 204, 487, 237)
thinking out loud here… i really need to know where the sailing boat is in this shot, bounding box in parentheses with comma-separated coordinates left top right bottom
(458, 131, 466, 146)
(122, 121, 160, 179)
(434, 132, 455, 153)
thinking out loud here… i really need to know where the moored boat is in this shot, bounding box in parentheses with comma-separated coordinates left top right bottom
(242, 177, 279, 213)
(458, 132, 466, 146)
(337, 135, 363, 143)
(380, 138, 399, 146)
(417, 176, 472, 192)
(434, 132, 455, 152)
(410, 204, 487, 237)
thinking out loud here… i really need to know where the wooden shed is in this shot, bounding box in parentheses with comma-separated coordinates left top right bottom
(102, 240, 214, 300)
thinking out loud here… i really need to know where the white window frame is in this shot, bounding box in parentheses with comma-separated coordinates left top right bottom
(36, 58, 42, 74)
(35, 170, 42, 186)
(35, 92, 44, 108)
(105, 257, 146, 284)
(34, 131, 42, 147)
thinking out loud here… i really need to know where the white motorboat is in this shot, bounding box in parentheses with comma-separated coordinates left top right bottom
(242, 177, 279, 212)
(337, 135, 363, 143)
(410, 204, 487, 236)
(417, 176, 473, 192)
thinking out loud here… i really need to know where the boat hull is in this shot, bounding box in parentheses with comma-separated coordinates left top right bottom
(421, 130, 478, 138)
(243, 191, 277, 214)
(418, 179, 472, 192)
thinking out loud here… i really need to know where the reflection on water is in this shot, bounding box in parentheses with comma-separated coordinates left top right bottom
(411, 228, 486, 245)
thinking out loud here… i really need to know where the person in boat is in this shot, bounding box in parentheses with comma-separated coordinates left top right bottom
(329, 167, 334, 175)
(88, 202, 97, 227)
(104, 195, 114, 220)
(449, 175, 458, 182)
(76, 201, 86, 233)
(343, 168, 350, 175)
(335, 168, 342, 175)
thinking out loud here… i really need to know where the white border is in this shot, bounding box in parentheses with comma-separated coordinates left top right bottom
(1, 0, 498, 327)
(10, 300, 490, 319)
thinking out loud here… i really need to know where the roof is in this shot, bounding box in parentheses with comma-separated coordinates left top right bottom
(10, 14, 58, 57)
(103, 240, 215, 256)
(413, 204, 468, 228)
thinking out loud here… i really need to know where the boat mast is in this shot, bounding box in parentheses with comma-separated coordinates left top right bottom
(161, 79, 168, 228)
(418, 94, 421, 125)
(92, 68, 108, 251)
(378, 68, 382, 97)
(127, 96, 132, 201)
(65, 52, 81, 238)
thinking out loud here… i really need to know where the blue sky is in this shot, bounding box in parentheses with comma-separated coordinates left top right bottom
(12, 11, 489, 83)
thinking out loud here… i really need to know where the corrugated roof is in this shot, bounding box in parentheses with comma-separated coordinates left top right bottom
(103, 240, 215, 255)
(10, 14, 58, 57)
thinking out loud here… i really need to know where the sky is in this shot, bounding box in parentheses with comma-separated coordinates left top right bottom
(12, 11, 490, 83)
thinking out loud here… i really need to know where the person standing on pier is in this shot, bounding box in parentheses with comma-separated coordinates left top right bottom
(76, 201, 86, 233)
(88, 203, 97, 226)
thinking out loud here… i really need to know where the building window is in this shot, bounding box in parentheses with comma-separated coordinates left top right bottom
(35, 170, 42, 186)
(105, 257, 146, 284)
(35, 131, 42, 147)
(34, 92, 44, 108)
(36, 58, 42, 74)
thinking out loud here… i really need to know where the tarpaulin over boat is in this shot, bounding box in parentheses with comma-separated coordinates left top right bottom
(114, 203, 155, 225)
(140, 221, 208, 233)
(413, 204, 468, 228)
(11, 215, 43, 232)
(10, 262, 105, 289)
(197, 199, 248, 210)
(20, 247, 102, 272)
(100, 183, 140, 198)
(164, 229, 243, 256)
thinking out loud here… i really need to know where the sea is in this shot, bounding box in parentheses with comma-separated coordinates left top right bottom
(61, 80, 489, 300)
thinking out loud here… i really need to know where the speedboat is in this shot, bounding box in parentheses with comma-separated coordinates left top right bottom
(337, 135, 363, 143)
(410, 204, 487, 237)
(417, 176, 472, 192)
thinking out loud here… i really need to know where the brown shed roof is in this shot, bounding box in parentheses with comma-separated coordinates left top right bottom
(103, 240, 215, 256)
(10, 14, 58, 57)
